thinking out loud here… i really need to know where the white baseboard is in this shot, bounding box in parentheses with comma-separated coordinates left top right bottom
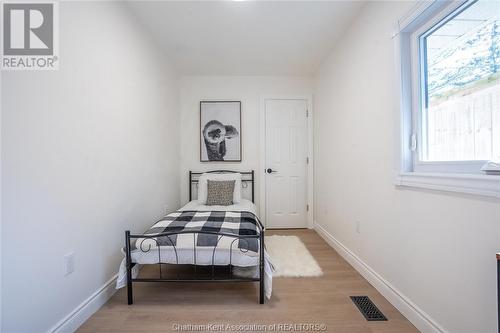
(48, 274, 118, 333)
(45, 224, 446, 333)
(313, 221, 448, 333)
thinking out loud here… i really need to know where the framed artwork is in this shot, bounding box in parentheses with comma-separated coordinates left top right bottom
(200, 101, 241, 162)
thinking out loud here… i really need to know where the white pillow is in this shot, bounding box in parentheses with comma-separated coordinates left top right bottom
(198, 173, 242, 204)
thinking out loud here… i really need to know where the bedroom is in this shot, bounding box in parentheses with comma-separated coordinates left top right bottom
(1, 1, 500, 333)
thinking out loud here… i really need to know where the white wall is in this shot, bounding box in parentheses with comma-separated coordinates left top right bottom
(314, 2, 500, 333)
(1, 2, 180, 332)
(0, 70, 3, 332)
(179, 76, 313, 206)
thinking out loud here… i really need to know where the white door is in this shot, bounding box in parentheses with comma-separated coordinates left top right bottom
(265, 99, 308, 229)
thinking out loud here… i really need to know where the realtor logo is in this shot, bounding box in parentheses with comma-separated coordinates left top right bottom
(1, 2, 59, 70)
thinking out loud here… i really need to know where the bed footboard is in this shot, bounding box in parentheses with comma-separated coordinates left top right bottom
(124, 221, 265, 305)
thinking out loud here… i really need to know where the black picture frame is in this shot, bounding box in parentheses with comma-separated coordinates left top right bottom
(200, 100, 242, 162)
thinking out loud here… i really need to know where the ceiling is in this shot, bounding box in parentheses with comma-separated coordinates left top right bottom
(126, 1, 365, 76)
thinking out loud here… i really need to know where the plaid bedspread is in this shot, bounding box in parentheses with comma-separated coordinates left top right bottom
(138, 210, 261, 253)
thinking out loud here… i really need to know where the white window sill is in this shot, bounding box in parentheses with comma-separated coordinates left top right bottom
(394, 172, 500, 198)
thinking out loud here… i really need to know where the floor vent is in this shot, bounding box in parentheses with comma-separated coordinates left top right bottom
(350, 296, 388, 321)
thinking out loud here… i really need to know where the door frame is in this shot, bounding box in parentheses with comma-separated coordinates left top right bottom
(259, 95, 314, 229)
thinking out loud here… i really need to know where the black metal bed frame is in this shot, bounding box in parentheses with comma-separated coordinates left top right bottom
(125, 170, 265, 304)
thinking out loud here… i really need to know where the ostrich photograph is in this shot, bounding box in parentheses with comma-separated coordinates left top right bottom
(200, 101, 241, 162)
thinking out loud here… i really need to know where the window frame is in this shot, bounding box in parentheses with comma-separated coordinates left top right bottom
(394, 0, 500, 198)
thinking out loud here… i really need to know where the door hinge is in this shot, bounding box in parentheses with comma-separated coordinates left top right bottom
(410, 133, 417, 151)
(307, 204, 309, 211)
(306, 109, 309, 117)
(306, 157, 309, 164)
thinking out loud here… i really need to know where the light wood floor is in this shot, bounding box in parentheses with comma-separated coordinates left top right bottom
(78, 229, 419, 333)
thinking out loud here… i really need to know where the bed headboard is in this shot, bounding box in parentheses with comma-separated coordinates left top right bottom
(189, 170, 255, 203)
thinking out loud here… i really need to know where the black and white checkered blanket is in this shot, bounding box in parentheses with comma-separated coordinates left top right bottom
(139, 210, 261, 253)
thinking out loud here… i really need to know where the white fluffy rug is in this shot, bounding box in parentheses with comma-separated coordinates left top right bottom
(266, 235, 323, 277)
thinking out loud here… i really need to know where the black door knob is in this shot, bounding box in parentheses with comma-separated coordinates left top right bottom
(266, 168, 273, 174)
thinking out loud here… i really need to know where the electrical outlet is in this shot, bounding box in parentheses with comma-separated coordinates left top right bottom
(64, 252, 75, 276)
(355, 220, 361, 234)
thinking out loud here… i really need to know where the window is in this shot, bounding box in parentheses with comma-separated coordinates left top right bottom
(418, 0, 500, 165)
(396, 0, 500, 197)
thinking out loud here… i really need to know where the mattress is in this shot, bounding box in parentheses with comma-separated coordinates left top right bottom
(130, 199, 261, 267)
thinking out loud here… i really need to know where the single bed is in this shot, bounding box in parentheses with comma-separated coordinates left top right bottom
(116, 170, 271, 304)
